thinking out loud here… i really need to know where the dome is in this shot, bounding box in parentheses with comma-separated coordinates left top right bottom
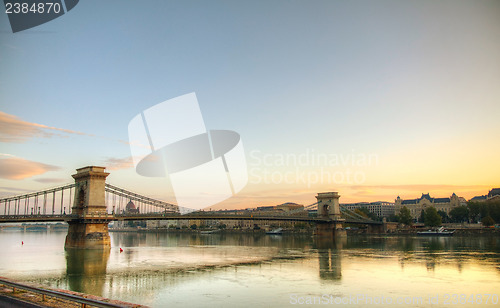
(126, 200, 136, 211)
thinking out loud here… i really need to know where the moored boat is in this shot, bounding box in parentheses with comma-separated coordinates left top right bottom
(200, 230, 220, 234)
(266, 228, 283, 235)
(417, 226, 455, 236)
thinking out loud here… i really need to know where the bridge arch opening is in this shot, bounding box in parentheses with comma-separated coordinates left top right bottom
(322, 204, 330, 217)
(77, 187, 85, 208)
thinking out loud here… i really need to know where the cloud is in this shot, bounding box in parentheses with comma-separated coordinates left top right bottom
(101, 156, 134, 170)
(351, 184, 489, 194)
(0, 155, 61, 180)
(34, 178, 67, 184)
(0, 186, 31, 192)
(0, 111, 92, 143)
(0, 186, 33, 198)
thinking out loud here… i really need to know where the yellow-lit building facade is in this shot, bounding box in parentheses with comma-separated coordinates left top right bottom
(395, 193, 462, 220)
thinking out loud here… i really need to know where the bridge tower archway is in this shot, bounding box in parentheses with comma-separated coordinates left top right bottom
(65, 166, 111, 249)
(315, 192, 346, 238)
(316, 192, 341, 220)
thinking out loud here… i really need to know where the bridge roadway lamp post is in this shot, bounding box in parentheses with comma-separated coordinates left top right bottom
(65, 166, 111, 249)
(315, 192, 346, 238)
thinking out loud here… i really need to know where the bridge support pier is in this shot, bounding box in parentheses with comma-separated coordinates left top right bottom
(366, 223, 385, 234)
(65, 167, 111, 250)
(65, 221, 111, 249)
(315, 222, 346, 238)
(314, 192, 346, 240)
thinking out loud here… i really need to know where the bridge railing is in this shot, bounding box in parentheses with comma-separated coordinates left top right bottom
(104, 183, 179, 214)
(0, 183, 75, 216)
(0, 182, 182, 218)
(339, 204, 380, 224)
(0, 277, 127, 308)
(1, 183, 382, 225)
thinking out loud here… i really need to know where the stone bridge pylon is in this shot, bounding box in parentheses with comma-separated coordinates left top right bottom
(65, 166, 111, 249)
(315, 192, 346, 238)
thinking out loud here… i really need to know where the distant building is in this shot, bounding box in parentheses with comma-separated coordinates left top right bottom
(256, 206, 275, 212)
(342, 201, 395, 218)
(469, 195, 487, 202)
(191, 203, 307, 230)
(488, 188, 500, 199)
(469, 188, 500, 203)
(276, 202, 304, 212)
(125, 200, 139, 214)
(458, 197, 467, 206)
(255, 203, 304, 215)
(395, 193, 461, 220)
(112, 200, 141, 229)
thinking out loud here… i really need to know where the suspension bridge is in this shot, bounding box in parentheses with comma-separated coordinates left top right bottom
(0, 166, 383, 248)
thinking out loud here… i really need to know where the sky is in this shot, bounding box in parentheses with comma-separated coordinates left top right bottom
(1, 0, 499, 210)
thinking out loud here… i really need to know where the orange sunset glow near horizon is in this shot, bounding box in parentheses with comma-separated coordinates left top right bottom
(1, 1, 499, 210)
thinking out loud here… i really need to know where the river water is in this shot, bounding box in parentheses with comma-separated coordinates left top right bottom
(0, 230, 499, 307)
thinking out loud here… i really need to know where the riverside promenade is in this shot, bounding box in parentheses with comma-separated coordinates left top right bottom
(0, 277, 145, 308)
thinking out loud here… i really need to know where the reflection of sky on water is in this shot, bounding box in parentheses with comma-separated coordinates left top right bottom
(0, 232, 499, 307)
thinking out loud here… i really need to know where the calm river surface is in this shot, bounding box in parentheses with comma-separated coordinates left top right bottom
(0, 231, 499, 307)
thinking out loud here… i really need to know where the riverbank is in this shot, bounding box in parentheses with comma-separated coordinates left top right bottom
(110, 227, 313, 235)
(0, 277, 146, 308)
(395, 228, 499, 235)
(109, 226, 500, 236)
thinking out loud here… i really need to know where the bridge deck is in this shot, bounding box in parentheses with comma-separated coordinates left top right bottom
(0, 181, 382, 226)
(0, 213, 382, 225)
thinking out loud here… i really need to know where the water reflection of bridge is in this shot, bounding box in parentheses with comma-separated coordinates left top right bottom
(0, 166, 383, 249)
(60, 233, 345, 298)
(23, 233, 498, 300)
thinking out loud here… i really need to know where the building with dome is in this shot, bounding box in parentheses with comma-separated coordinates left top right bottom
(125, 200, 140, 214)
(110, 200, 141, 229)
